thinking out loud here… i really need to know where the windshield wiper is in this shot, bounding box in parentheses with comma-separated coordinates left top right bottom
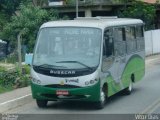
(34, 64, 68, 69)
(56, 61, 93, 70)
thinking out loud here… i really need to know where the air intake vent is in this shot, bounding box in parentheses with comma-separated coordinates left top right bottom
(45, 84, 81, 89)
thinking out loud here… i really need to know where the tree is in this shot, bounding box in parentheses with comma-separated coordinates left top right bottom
(0, 12, 8, 31)
(118, 1, 156, 30)
(32, 0, 48, 7)
(0, 0, 31, 32)
(0, 3, 59, 52)
(0, 0, 25, 15)
(0, 0, 48, 32)
(0, 2, 61, 73)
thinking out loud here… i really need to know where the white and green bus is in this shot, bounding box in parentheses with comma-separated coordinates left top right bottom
(31, 17, 145, 109)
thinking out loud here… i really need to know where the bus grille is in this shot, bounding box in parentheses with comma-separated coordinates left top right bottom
(42, 94, 86, 100)
(44, 84, 81, 89)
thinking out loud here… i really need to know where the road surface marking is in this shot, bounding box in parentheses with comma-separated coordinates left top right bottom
(141, 97, 160, 114)
(0, 94, 31, 105)
(146, 57, 160, 64)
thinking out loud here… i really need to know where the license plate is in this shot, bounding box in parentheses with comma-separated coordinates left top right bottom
(56, 90, 69, 95)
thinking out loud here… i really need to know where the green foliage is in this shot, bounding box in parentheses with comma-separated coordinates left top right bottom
(32, 0, 48, 7)
(0, 86, 13, 94)
(66, 0, 75, 5)
(0, 1, 27, 22)
(0, 0, 23, 15)
(118, 1, 156, 30)
(0, 65, 30, 93)
(0, 66, 5, 72)
(0, 71, 18, 87)
(22, 65, 31, 74)
(4, 52, 18, 63)
(0, 3, 60, 52)
(0, 12, 8, 31)
(0, 0, 31, 32)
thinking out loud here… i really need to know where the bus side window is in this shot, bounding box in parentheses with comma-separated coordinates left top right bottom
(103, 29, 114, 57)
(136, 25, 144, 38)
(102, 29, 114, 72)
(126, 26, 136, 53)
(136, 25, 145, 50)
(113, 27, 126, 56)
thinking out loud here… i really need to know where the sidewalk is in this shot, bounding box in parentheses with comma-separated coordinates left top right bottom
(0, 87, 31, 103)
(146, 54, 160, 64)
(0, 87, 32, 113)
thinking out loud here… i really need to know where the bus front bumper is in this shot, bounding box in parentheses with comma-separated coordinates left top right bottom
(31, 81, 100, 102)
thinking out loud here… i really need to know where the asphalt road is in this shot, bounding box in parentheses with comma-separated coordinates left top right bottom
(5, 55, 160, 116)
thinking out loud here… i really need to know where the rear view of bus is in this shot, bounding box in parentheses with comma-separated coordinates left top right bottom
(31, 17, 145, 109)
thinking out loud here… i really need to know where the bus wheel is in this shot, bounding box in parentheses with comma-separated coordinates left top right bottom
(95, 88, 106, 109)
(124, 80, 133, 95)
(36, 100, 48, 108)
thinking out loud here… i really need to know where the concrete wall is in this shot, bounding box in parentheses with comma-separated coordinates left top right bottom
(145, 29, 160, 56)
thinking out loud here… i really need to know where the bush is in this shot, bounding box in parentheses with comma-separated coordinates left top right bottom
(0, 65, 30, 91)
(22, 65, 31, 74)
(0, 71, 18, 87)
(0, 66, 5, 72)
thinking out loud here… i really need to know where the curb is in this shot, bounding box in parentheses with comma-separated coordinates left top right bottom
(0, 94, 32, 113)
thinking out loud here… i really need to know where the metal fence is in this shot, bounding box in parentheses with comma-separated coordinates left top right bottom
(145, 29, 160, 56)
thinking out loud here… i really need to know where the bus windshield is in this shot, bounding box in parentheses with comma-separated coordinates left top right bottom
(33, 27, 102, 69)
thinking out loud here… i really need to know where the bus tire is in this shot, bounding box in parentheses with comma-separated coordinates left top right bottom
(94, 87, 107, 109)
(124, 80, 133, 95)
(36, 100, 48, 108)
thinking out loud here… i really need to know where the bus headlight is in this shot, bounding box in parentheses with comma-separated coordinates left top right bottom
(85, 81, 90, 85)
(90, 80, 95, 84)
(32, 78, 41, 85)
(85, 79, 98, 86)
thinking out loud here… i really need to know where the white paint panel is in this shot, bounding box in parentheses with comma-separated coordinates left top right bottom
(144, 29, 160, 56)
(145, 31, 152, 56)
(152, 30, 160, 54)
(31, 68, 99, 87)
(49, 2, 63, 6)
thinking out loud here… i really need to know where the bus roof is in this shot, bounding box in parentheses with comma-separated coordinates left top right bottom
(40, 17, 143, 29)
